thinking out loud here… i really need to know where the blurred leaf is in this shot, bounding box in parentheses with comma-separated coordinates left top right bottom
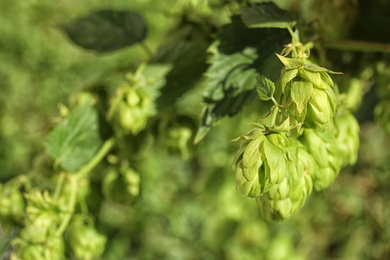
(256, 75, 275, 101)
(241, 2, 296, 29)
(217, 16, 290, 55)
(62, 10, 147, 52)
(45, 105, 102, 172)
(152, 41, 208, 110)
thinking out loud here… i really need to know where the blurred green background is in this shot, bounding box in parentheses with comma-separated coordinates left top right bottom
(1, 0, 390, 259)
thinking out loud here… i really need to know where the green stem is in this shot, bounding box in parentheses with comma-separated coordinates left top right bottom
(55, 174, 78, 237)
(75, 137, 116, 179)
(270, 106, 279, 127)
(53, 172, 65, 202)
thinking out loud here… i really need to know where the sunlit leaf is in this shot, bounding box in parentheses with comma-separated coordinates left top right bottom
(256, 75, 275, 101)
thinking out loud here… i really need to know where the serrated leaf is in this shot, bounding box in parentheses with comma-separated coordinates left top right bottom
(45, 105, 102, 172)
(256, 75, 275, 101)
(203, 44, 258, 101)
(241, 3, 296, 29)
(62, 10, 147, 52)
(291, 80, 314, 114)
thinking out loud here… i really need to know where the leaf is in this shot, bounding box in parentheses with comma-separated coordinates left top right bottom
(241, 3, 296, 29)
(256, 75, 275, 101)
(62, 10, 147, 52)
(203, 44, 258, 101)
(152, 41, 208, 110)
(216, 16, 290, 56)
(276, 54, 305, 69)
(194, 44, 258, 143)
(45, 105, 103, 172)
(291, 80, 314, 114)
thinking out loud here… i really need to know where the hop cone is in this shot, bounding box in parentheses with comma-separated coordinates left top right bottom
(256, 142, 316, 221)
(233, 128, 314, 203)
(333, 112, 360, 166)
(282, 64, 337, 130)
(234, 129, 286, 198)
(118, 86, 152, 135)
(300, 127, 344, 191)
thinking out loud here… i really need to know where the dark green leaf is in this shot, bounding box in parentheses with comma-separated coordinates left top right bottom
(216, 16, 290, 56)
(45, 105, 103, 172)
(256, 75, 275, 101)
(62, 10, 147, 52)
(241, 3, 296, 29)
(152, 41, 208, 110)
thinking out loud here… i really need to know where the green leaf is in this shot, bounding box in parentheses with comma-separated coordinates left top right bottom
(45, 105, 103, 172)
(62, 10, 147, 52)
(256, 75, 275, 101)
(217, 16, 290, 56)
(203, 44, 258, 101)
(194, 44, 258, 143)
(241, 3, 296, 29)
(152, 41, 208, 110)
(291, 81, 314, 114)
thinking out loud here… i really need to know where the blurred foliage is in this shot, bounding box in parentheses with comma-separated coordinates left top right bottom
(1, 0, 390, 259)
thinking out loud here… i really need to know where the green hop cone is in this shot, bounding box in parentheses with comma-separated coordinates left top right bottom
(68, 217, 107, 260)
(333, 112, 360, 165)
(279, 55, 338, 130)
(19, 211, 59, 244)
(13, 236, 66, 260)
(256, 143, 315, 221)
(0, 184, 25, 223)
(304, 86, 337, 129)
(234, 129, 286, 198)
(233, 128, 307, 200)
(117, 86, 153, 135)
(300, 127, 344, 191)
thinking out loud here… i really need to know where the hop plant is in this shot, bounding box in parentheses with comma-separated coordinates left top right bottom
(257, 142, 315, 220)
(116, 85, 153, 135)
(278, 54, 338, 130)
(67, 217, 107, 260)
(234, 127, 317, 220)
